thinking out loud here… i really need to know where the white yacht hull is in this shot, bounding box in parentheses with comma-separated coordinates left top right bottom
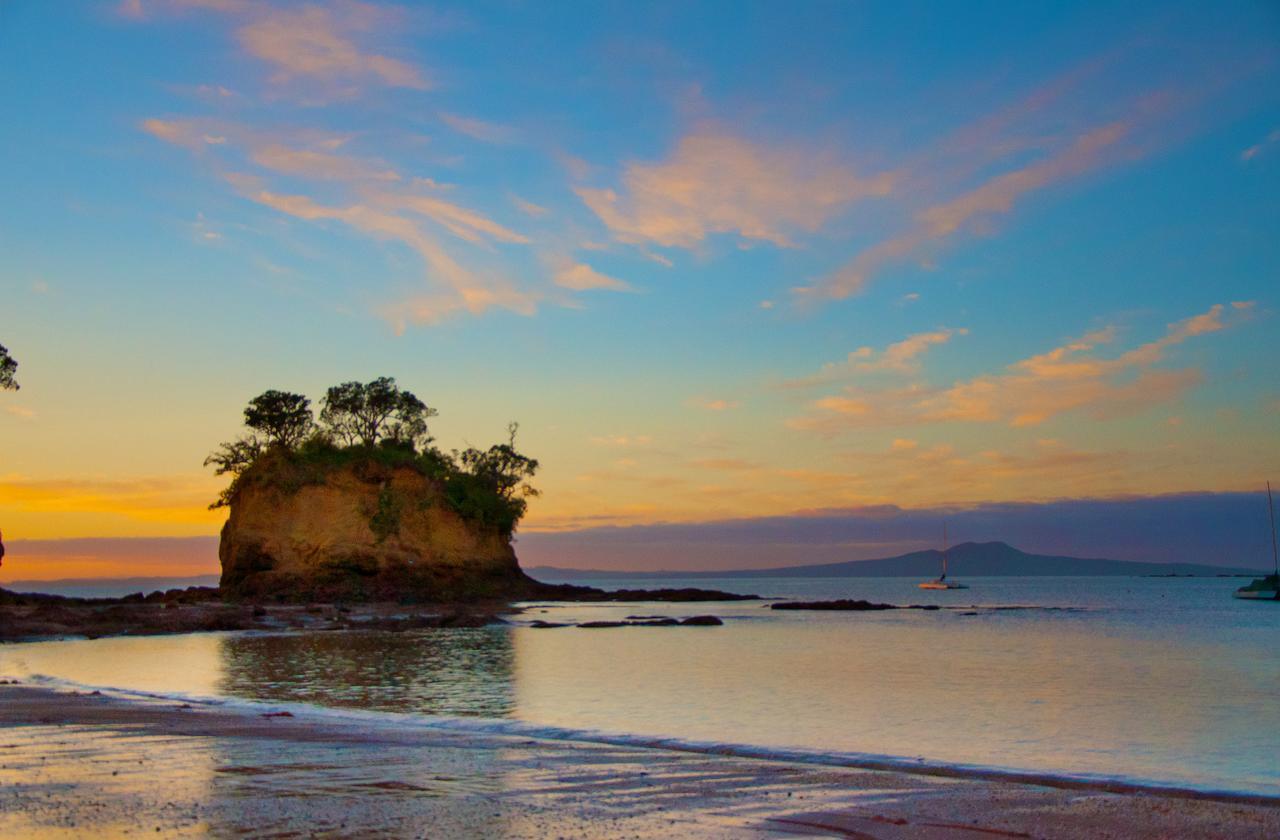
(919, 580, 967, 590)
(1233, 588, 1279, 600)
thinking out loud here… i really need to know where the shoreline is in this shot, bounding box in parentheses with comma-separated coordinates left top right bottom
(2, 685, 1276, 838)
(11, 675, 1280, 809)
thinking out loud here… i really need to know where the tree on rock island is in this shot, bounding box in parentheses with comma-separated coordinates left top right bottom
(205, 377, 538, 538)
(0, 343, 18, 391)
(320, 377, 437, 450)
(243, 390, 313, 448)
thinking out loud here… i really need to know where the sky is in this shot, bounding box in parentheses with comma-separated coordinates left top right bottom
(1, 1, 1278, 578)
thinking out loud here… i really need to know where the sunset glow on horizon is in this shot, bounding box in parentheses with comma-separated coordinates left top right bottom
(2, 1, 1279, 579)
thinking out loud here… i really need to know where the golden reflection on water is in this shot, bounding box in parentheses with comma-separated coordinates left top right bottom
(216, 629, 515, 716)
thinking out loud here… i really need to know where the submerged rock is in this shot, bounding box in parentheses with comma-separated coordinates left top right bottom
(771, 599, 898, 611)
(529, 585, 757, 602)
(771, 599, 946, 612)
(561, 615, 721, 628)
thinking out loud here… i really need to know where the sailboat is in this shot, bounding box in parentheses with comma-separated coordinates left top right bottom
(1234, 482, 1279, 601)
(919, 523, 968, 590)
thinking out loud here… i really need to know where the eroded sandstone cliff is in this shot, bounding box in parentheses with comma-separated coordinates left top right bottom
(219, 463, 534, 602)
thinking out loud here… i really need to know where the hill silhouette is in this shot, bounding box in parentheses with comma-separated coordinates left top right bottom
(529, 541, 1264, 579)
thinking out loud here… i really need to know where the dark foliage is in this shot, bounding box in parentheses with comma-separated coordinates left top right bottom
(207, 382, 537, 536)
(0, 343, 17, 391)
(319, 377, 437, 449)
(244, 390, 313, 448)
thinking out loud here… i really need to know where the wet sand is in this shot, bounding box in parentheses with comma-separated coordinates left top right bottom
(1, 686, 1276, 838)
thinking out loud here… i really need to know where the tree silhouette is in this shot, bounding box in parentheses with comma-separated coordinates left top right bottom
(320, 377, 437, 448)
(206, 379, 536, 534)
(244, 390, 313, 448)
(0, 343, 17, 391)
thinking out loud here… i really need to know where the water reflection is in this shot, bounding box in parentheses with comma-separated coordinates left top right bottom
(217, 628, 515, 717)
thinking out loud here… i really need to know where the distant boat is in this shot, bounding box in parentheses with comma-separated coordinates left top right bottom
(1234, 482, 1279, 601)
(919, 523, 968, 590)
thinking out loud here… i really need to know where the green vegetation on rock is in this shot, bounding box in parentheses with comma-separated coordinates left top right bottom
(207, 377, 539, 537)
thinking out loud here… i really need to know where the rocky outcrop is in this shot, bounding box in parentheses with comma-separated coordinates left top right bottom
(219, 464, 532, 602)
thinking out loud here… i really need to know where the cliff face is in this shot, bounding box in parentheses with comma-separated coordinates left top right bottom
(218, 464, 533, 602)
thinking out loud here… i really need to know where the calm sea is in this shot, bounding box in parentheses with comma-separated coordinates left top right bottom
(3, 576, 1278, 797)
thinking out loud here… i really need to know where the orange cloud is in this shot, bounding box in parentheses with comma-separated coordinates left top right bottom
(510, 194, 549, 218)
(250, 143, 401, 182)
(1240, 128, 1280, 162)
(552, 261, 633, 292)
(577, 126, 893, 248)
(0, 537, 220, 583)
(798, 121, 1133, 301)
(783, 327, 965, 388)
(790, 304, 1250, 432)
(247, 188, 539, 326)
(127, 1, 428, 95)
(588, 434, 654, 449)
(145, 117, 550, 327)
(691, 398, 741, 411)
(439, 112, 516, 144)
(0, 474, 225, 540)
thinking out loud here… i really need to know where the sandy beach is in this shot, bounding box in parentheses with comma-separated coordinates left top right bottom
(1, 685, 1276, 839)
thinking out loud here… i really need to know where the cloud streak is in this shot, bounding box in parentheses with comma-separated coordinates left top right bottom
(553, 260, 633, 292)
(577, 126, 893, 249)
(790, 303, 1251, 432)
(783, 327, 966, 388)
(797, 120, 1134, 302)
(127, 0, 429, 96)
(145, 117, 546, 326)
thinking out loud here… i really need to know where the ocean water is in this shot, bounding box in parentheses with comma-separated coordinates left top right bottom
(3, 576, 1278, 797)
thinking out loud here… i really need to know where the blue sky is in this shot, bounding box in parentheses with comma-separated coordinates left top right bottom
(1, 0, 1278, 575)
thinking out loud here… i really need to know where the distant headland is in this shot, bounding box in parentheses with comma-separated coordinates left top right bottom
(530, 540, 1266, 580)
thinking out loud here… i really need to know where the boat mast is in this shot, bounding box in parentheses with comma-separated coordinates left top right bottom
(1269, 481, 1278, 577)
(942, 522, 948, 580)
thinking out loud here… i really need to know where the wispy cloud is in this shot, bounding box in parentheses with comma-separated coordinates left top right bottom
(126, 1, 430, 97)
(145, 117, 544, 326)
(439, 112, 517, 144)
(1240, 128, 1280, 162)
(690, 398, 741, 411)
(576, 126, 893, 249)
(590, 434, 653, 447)
(783, 327, 965, 388)
(245, 187, 539, 327)
(789, 303, 1252, 433)
(796, 120, 1134, 302)
(552, 260, 633, 292)
(510, 194, 549, 218)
